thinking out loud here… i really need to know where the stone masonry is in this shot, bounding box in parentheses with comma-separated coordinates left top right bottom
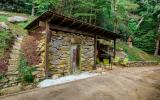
(48, 31, 94, 77)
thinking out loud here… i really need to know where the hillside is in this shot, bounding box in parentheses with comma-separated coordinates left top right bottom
(0, 11, 35, 58)
(117, 42, 160, 62)
(0, 11, 159, 63)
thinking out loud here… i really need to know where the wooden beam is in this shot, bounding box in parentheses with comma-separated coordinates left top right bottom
(93, 35, 97, 70)
(113, 39, 116, 58)
(94, 28, 103, 34)
(50, 25, 94, 37)
(68, 20, 76, 27)
(44, 22, 51, 78)
(89, 26, 97, 33)
(39, 21, 46, 27)
(57, 18, 67, 26)
(74, 23, 84, 30)
(82, 25, 92, 31)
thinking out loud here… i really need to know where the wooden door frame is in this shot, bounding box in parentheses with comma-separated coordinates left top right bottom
(70, 44, 81, 74)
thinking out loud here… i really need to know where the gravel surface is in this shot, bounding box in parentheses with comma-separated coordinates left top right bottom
(1, 66, 160, 100)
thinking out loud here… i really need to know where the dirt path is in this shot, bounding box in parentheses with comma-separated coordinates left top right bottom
(1, 66, 160, 100)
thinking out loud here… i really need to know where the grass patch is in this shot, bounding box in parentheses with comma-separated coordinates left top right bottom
(0, 10, 36, 28)
(0, 15, 8, 22)
(8, 22, 27, 36)
(17, 22, 28, 28)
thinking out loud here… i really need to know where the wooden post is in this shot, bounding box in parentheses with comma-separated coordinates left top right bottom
(93, 35, 97, 70)
(44, 22, 51, 78)
(113, 39, 116, 58)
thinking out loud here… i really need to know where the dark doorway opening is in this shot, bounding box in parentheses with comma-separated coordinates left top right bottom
(158, 41, 160, 55)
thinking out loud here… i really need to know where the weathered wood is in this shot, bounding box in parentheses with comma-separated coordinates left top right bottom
(50, 25, 94, 37)
(39, 21, 46, 27)
(113, 39, 116, 58)
(93, 35, 97, 69)
(44, 22, 51, 78)
(25, 11, 121, 39)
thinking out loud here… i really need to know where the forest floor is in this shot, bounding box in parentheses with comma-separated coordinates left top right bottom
(0, 66, 160, 100)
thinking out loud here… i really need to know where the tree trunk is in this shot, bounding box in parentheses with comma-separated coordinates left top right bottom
(136, 17, 144, 29)
(113, 0, 117, 33)
(57, 0, 64, 14)
(69, 0, 73, 17)
(154, 39, 159, 56)
(94, 10, 97, 24)
(31, 3, 35, 16)
(154, 24, 160, 56)
(89, 0, 93, 24)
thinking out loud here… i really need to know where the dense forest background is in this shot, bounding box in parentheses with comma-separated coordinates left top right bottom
(0, 0, 160, 55)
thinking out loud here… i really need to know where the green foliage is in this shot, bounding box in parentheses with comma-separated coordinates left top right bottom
(128, 19, 137, 35)
(0, 0, 159, 55)
(0, 30, 13, 57)
(18, 54, 35, 83)
(134, 30, 157, 53)
(8, 23, 27, 36)
(0, 73, 5, 80)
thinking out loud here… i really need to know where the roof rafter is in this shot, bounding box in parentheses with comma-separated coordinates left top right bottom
(25, 11, 122, 40)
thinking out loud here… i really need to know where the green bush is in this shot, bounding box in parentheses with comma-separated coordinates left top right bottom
(0, 73, 5, 80)
(18, 54, 36, 83)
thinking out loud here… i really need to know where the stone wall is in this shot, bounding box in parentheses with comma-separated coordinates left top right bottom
(127, 61, 159, 67)
(48, 31, 94, 77)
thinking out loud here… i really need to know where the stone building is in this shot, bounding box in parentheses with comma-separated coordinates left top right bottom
(25, 11, 121, 78)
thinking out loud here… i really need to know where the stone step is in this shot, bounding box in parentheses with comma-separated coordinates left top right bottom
(15, 41, 23, 44)
(14, 42, 21, 47)
(8, 59, 18, 65)
(16, 36, 23, 40)
(8, 64, 18, 67)
(10, 54, 19, 59)
(12, 45, 21, 50)
(6, 71, 18, 76)
(7, 67, 18, 72)
(7, 36, 23, 74)
(14, 39, 22, 44)
(11, 49, 20, 54)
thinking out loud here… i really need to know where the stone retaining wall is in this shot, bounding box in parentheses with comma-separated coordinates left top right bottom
(0, 74, 19, 90)
(127, 61, 159, 67)
(48, 31, 94, 77)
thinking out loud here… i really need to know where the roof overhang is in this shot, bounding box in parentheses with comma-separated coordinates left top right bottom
(25, 11, 122, 40)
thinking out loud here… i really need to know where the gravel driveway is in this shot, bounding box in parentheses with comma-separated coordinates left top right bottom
(1, 66, 160, 100)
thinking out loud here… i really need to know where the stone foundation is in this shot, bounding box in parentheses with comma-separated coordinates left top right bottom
(48, 31, 94, 77)
(127, 61, 159, 67)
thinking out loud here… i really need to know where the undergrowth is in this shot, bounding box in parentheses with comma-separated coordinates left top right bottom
(18, 54, 36, 84)
(0, 30, 13, 57)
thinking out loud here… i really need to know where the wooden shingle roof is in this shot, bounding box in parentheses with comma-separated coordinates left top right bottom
(25, 11, 122, 39)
